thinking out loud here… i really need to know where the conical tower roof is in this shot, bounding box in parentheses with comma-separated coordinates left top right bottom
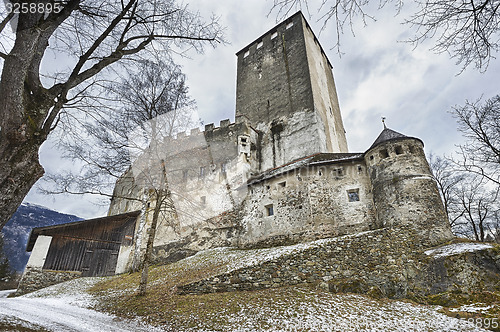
(367, 127, 417, 151)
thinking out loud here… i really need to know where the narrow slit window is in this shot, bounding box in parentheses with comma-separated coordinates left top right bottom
(271, 31, 278, 39)
(244, 50, 250, 58)
(200, 166, 206, 177)
(201, 196, 206, 205)
(286, 22, 294, 29)
(257, 41, 263, 49)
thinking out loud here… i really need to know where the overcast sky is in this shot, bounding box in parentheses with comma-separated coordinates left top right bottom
(24, 0, 500, 219)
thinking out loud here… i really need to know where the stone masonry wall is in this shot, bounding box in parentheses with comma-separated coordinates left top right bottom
(178, 225, 500, 300)
(15, 267, 82, 296)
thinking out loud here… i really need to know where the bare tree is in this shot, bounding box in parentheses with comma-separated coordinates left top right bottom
(43, 58, 198, 294)
(429, 153, 465, 228)
(271, 0, 500, 71)
(453, 175, 500, 241)
(452, 95, 500, 186)
(0, 0, 223, 230)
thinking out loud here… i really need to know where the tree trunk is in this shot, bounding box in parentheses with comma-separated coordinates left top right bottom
(0, 139, 44, 230)
(138, 192, 162, 296)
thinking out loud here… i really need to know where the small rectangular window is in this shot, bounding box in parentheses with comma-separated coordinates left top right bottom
(244, 50, 250, 58)
(201, 196, 206, 205)
(395, 145, 403, 155)
(200, 166, 206, 177)
(183, 170, 188, 180)
(221, 163, 227, 173)
(286, 22, 294, 29)
(380, 149, 389, 159)
(347, 189, 360, 202)
(278, 181, 286, 188)
(257, 41, 263, 49)
(271, 31, 278, 39)
(265, 204, 274, 216)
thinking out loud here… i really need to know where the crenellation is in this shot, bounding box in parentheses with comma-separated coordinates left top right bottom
(220, 119, 231, 127)
(205, 123, 215, 131)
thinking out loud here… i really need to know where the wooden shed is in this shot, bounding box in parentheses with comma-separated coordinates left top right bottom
(26, 211, 140, 277)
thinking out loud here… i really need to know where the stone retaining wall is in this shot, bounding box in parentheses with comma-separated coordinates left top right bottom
(15, 267, 82, 296)
(178, 226, 500, 300)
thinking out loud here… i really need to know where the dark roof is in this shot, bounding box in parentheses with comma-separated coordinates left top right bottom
(367, 127, 422, 151)
(26, 211, 141, 251)
(248, 152, 364, 185)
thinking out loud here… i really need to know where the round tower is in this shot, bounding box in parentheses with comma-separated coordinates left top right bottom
(364, 127, 453, 245)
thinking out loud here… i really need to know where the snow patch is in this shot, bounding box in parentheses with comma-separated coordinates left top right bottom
(424, 243, 493, 258)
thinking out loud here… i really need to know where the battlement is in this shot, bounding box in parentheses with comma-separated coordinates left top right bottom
(236, 11, 333, 69)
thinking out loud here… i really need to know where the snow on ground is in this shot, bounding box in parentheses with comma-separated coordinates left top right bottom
(178, 289, 490, 332)
(424, 243, 493, 258)
(3, 278, 490, 332)
(0, 279, 168, 332)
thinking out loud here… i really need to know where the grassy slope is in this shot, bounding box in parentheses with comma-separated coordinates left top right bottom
(88, 245, 499, 332)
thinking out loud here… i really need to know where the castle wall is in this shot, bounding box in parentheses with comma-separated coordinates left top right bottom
(238, 161, 377, 248)
(107, 119, 258, 269)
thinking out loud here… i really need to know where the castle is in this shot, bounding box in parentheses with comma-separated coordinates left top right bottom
(22, 12, 453, 283)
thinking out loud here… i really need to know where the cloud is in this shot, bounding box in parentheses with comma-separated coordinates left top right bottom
(24, 0, 500, 217)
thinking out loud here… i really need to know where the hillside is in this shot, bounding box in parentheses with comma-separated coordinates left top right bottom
(1, 203, 82, 272)
(86, 234, 499, 331)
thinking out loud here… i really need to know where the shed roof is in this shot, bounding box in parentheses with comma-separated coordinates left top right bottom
(26, 210, 140, 251)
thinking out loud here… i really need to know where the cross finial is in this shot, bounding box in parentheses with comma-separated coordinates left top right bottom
(381, 117, 387, 129)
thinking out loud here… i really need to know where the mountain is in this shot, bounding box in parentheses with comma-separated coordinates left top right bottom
(1, 203, 82, 272)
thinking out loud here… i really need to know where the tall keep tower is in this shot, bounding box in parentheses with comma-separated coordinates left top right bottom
(235, 12, 348, 171)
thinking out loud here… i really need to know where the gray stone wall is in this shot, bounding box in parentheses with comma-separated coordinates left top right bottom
(238, 161, 376, 248)
(15, 267, 81, 296)
(178, 226, 500, 300)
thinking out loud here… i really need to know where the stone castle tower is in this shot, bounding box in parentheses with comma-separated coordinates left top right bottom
(235, 12, 348, 171)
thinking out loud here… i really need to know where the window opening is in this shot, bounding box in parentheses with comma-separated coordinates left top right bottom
(200, 166, 206, 177)
(244, 50, 250, 58)
(257, 41, 263, 49)
(278, 181, 286, 188)
(380, 149, 389, 159)
(201, 196, 206, 205)
(265, 204, 274, 216)
(183, 170, 188, 180)
(271, 31, 278, 39)
(347, 189, 360, 202)
(395, 145, 403, 155)
(286, 22, 294, 29)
